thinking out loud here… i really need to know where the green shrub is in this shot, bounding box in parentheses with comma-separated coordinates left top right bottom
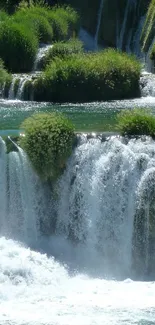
(0, 10, 9, 22)
(150, 43, 155, 60)
(51, 6, 80, 36)
(28, 6, 79, 40)
(34, 49, 141, 102)
(141, 0, 155, 53)
(0, 21, 38, 72)
(40, 39, 83, 69)
(13, 10, 53, 44)
(0, 59, 11, 87)
(117, 108, 155, 136)
(19, 113, 75, 180)
(45, 10, 69, 41)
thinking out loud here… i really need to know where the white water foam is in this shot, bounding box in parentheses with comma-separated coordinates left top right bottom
(33, 44, 53, 71)
(0, 236, 155, 325)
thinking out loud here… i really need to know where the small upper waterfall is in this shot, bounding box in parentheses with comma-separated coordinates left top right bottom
(117, 0, 132, 50)
(1, 135, 155, 279)
(94, 0, 105, 49)
(33, 44, 53, 71)
(5, 44, 52, 101)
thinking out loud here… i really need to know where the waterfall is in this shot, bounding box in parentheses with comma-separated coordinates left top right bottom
(16, 77, 28, 100)
(6, 45, 52, 100)
(118, 0, 133, 50)
(0, 138, 54, 245)
(8, 76, 18, 100)
(132, 16, 145, 57)
(140, 72, 155, 97)
(33, 44, 53, 71)
(94, 0, 104, 49)
(1, 135, 155, 278)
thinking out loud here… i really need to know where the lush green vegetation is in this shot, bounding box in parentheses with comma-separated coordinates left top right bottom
(33, 49, 141, 102)
(13, 10, 54, 44)
(19, 113, 75, 180)
(0, 4, 79, 72)
(0, 21, 38, 72)
(150, 43, 155, 60)
(40, 38, 83, 69)
(117, 108, 155, 136)
(141, 0, 155, 53)
(0, 59, 11, 87)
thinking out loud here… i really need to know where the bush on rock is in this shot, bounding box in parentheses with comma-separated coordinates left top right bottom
(33, 49, 141, 102)
(19, 113, 75, 181)
(117, 108, 155, 136)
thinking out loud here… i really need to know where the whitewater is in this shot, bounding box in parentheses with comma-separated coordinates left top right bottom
(1, 135, 155, 324)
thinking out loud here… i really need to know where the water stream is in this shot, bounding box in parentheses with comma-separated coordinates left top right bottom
(94, 0, 105, 49)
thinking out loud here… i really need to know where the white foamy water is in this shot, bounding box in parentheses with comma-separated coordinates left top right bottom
(0, 237, 155, 325)
(33, 44, 53, 71)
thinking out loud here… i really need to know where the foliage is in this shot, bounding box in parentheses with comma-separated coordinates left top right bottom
(0, 21, 38, 72)
(141, 0, 155, 53)
(17, 5, 79, 41)
(150, 43, 155, 61)
(34, 49, 141, 102)
(0, 59, 11, 87)
(117, 108, 155, 136)
(19, 113, 75, 180)
(0, 10, 9, 22)
(51, 6, 80, 36)
(13, 10, 53, 43)
(40, 38, 83, 68)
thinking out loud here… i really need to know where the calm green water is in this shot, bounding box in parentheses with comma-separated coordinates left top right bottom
(1, 97, 155, 135)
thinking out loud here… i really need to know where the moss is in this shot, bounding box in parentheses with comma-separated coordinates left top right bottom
(33, 49, 141, 102)
(19, 113, 75, 181)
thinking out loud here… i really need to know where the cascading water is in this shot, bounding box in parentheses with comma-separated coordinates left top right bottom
(1, 134, 155, 277)
(33, 44, 53, 71)
(94, 0, 104, 49)
(8, 76, 18, 100)
(140, 71, 155, 97)
(117, 0, 132, 50)
(1, 135, 155, 324)
(6, 45, 52, 101)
